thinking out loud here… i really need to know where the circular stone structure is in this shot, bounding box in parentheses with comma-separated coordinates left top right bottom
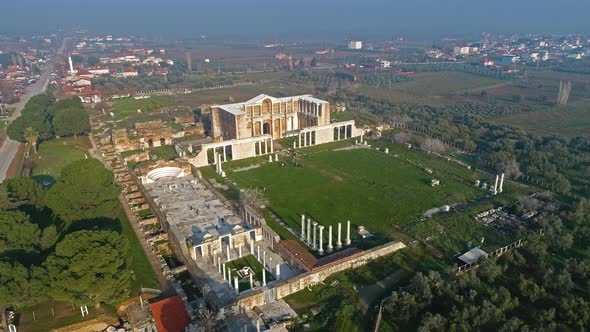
(145, 167, 185, 183)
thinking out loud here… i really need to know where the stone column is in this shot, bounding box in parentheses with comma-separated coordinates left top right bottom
(223, 146, 227, 162)
(312, 222, 318, 249)
(226, 244, 230, 261)
(327, 225, 333, 252)
(249, 273, 254, 289)
(337, 222, 342, 249)
(307, 218, 311, 244)
(234, 277, 239, 294)
(318, 225, 325, 255)
(263, 251, 266, 269)
(222, 263, 226, 280)
(293, 141, 296, 149)
(257, 245, 260, 261)
(227, 269, 231, 285)
(238, 243, 242, 258)
(262, 269, 267, 286)
(264, 140, 268, 155)
(212, 249, 217, 266)
(499, 173, 505, 193)
(298, 134, 301, 148)
(270, 139, 274, 153)
(346, 220, 351, 246)
(301, 214, 306, 240)
(493, 175, 499, 195)
(276, 263, 281, 280)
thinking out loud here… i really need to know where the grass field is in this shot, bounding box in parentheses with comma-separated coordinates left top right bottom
(224, 255, 270, 292)
(116, 208, 160, 292)
(31, 136, 92, 179)
(355, 72, 505, 105)
(220, 141, 482, 242)
(496, 99, 590, 138)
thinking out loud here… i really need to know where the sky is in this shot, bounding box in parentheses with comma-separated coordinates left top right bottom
(1, 0, 589, 39)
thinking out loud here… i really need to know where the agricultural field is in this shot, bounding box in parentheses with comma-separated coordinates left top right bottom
(204, 140, 488, 247)
(111, 81, 308, 118)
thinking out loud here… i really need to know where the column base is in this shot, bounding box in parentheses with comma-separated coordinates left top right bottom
(336, 243, 342, 249)
(318, 249, 324, 255)
(345, 240, 351, 246)
(327, 245, 333, 253)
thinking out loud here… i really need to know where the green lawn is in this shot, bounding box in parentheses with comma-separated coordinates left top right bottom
(225, 255, 271, 291)
(32, 136, 92, 179)
(117, 208, 160, 292)
(149, 145, 179, 160)
(225, 143, 482, 241)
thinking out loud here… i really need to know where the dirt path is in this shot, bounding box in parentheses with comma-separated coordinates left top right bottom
(357, 269, 408, 314)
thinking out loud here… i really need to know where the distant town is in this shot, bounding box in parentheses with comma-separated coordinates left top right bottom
(1, 28, 590, 332)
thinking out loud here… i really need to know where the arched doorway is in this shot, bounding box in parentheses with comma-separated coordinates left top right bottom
(263, 122, 271, 135)
(160, 137, 166, 146)
(147, 139, 154, 147)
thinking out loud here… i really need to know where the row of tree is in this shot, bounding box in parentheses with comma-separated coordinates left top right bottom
(399, 63, 518, 80)
(336, 93, 590, 194)
(380, 199, 590, 331)
(0, 159, 126, 329)
(7, 95, 90, 152)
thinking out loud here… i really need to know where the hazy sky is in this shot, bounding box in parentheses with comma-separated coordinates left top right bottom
(2, 0, 589, 38)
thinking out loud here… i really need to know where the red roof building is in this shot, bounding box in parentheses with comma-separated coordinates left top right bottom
(149, 295, 191, 332)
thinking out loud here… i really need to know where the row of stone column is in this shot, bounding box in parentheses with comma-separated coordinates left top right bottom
(256, 138, 274, 156)
(298, 131, 315, 148)
(300, 215, 351, 255)
(493, 173, 505, 195)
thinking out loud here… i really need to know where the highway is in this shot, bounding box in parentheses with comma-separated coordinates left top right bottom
(0, 41, 65, 183)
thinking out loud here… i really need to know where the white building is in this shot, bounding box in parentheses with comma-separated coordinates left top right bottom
(348, 40, 363, 50)
(377, 59, 391, 68)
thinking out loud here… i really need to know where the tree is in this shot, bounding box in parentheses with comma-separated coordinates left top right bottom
(310, 57, 318, 67)
(421, 138, 445, 154)
(0, 210, 42, 256)
(240, 188, 269, 209)
(23, 127, 39, 155)
(52, 107, 90, 137)
(499, 159, 522, 179)
(44, 230, 130, 304)
(0, 177, 45, 208)
(0, 261, 47, 329)
(45, 159, 121, 225)
(87, 56, 99, 66)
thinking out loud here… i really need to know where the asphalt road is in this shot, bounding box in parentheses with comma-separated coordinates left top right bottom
(0, 43, 64, 183)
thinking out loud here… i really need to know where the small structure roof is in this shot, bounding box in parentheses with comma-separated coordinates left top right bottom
(458, 247, 488, 264)
(149, 295, 191, 332)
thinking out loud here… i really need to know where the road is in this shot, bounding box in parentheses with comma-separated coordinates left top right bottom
(0, 41, 65, 183)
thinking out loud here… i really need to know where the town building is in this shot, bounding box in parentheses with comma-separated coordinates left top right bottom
(348, 40, 363, 50)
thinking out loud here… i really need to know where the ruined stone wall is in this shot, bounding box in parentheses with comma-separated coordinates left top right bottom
(210, 107, 223, 139)
(233, 240, 407, 309)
